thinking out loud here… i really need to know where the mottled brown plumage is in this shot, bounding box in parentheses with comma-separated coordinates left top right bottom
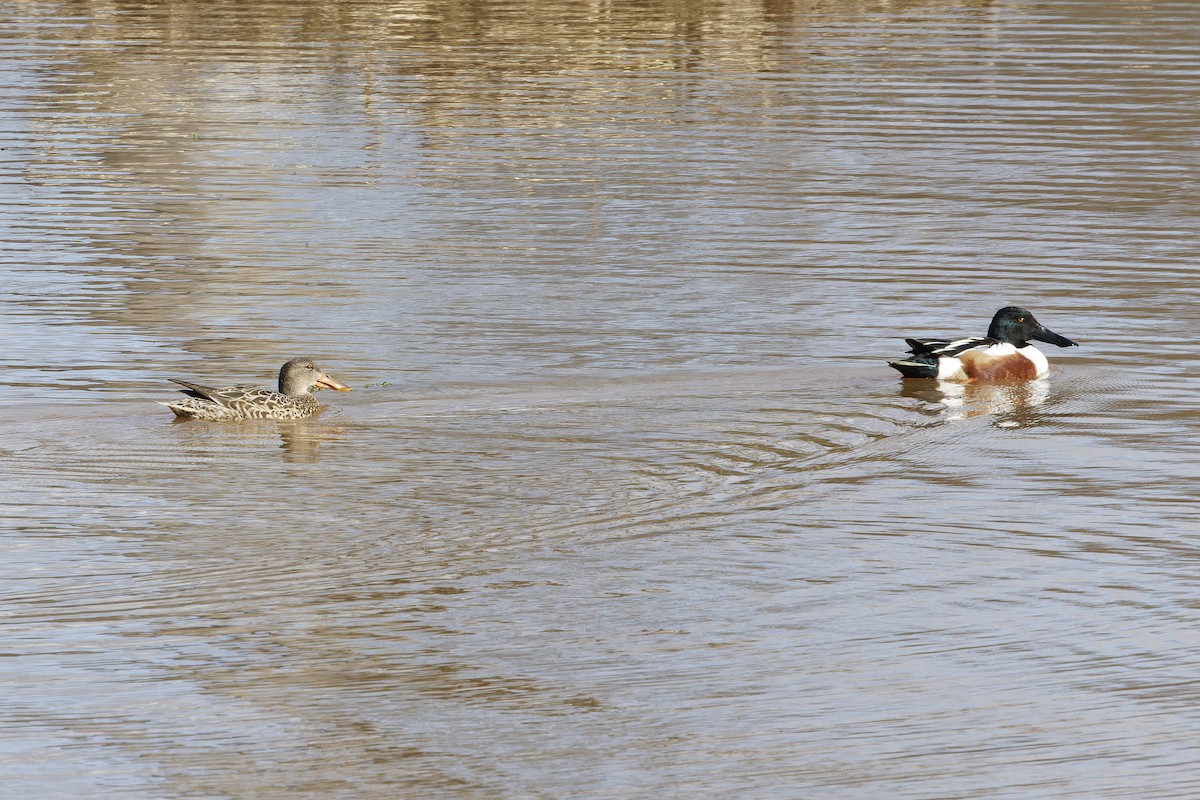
(161, 357, 351, 421)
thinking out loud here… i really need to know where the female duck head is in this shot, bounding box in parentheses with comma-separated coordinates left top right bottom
(278, 357, 352, 396)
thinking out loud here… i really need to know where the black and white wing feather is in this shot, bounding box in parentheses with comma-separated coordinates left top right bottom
(904, 337, 992, 358)
(889, 336, 994, 378)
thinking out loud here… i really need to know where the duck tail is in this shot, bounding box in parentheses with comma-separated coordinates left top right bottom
(888, 359, 938, 379)
(159, 401, 196, 418)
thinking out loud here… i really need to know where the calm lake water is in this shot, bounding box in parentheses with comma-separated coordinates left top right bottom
(3, 0, 1199, 797)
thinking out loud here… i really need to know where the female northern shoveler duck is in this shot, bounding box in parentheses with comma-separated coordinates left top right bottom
(888, 306, 1077, 382)
(161, 357, 351, 420)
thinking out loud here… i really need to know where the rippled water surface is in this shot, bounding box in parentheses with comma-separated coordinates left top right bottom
(3, 0, 1200, 797)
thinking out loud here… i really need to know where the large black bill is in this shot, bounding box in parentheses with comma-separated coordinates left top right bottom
(1032, 327, 1078, 348)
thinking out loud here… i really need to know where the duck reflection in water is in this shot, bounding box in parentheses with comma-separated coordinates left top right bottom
(170, 417, 348, 464)
(901, 379, 1051, 428)
(276, 419, 349, 463)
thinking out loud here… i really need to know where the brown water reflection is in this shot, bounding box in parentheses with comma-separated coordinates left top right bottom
(167, 415, 350, 463)
(3, 0, 1200, 797)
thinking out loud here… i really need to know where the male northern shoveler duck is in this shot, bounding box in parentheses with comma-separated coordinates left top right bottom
(161, 357, 352, 420)
(888, 306, 1077, 382)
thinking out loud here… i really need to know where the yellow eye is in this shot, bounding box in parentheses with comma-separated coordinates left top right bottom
(1016, 317, 1025, 323)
